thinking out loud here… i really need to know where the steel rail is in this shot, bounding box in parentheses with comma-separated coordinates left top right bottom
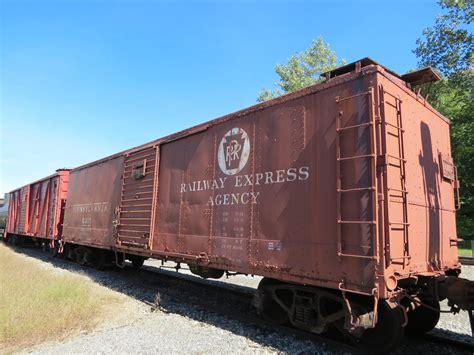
(5, 242, 474, 353)
(459, 256, 474, 265)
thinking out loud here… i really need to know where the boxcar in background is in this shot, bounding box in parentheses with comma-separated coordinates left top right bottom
(61, 142, 157, 267)
(62, 155, 124, 250)
(5, 169, 69, 248)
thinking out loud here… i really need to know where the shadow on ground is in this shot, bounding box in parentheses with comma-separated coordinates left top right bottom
(4, 244, 341, 353)
(5, 243, 473, 354)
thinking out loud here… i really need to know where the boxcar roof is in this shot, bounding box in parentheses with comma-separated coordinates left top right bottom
(70, 58, 448, 173)
(8, 169, 70, 194)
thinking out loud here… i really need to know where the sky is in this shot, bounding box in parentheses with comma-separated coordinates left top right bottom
(0, 0, 444, 195)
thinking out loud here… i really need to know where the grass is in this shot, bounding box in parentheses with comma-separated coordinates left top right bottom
(458, 247, 473, 257)
(0, 244, 123, 351)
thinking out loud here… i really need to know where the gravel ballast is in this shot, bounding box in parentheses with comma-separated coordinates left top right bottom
(8, 247, 472, 354)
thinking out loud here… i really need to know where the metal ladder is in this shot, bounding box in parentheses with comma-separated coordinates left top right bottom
(378, 89, 410, 267)
(335, 88, 379, 262)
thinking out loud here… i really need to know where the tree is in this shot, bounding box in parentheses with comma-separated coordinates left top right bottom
(414, 0, 473, 239)
(257, 36, 345, 102)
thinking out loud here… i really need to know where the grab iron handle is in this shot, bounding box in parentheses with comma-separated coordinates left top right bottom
(454, 166, 461, 210)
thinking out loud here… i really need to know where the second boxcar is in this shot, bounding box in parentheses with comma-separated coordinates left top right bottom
(5, 169, 69, 247)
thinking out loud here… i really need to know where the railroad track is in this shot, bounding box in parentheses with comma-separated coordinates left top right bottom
(419, 333, 474, 353)
(137, 265, 357, 353)
(459, 256, 474, 266)
(7, 244, 474, 354)
(138, 264, 474, 354)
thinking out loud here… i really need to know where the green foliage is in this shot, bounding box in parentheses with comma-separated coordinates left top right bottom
(415, 0, 473, 239)
(414, 0, 472, 80)
(257, 36, 345, 102)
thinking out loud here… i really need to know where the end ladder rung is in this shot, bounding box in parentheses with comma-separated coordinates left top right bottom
(338, 252, 377, 260)
(337, 122, 372, 132)
(387, 154, 407, 162)
(382, 121, 405, 132)
(391, 255, 411, 260)
(389, 222, 410, 226)
(388, 188, 408, 194)
(388, 163, 401, 168)
(338, 220, 377, 225)
(389, 194, 407, 198)
(338, 154, 376, 161)
(338, 187, 375, 193)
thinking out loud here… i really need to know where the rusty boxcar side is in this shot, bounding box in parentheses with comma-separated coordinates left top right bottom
(145, 62, 458, 297)
(62, 156, 124, 248)
(5, 169, 69, 242)
(60, 59, 461, 299)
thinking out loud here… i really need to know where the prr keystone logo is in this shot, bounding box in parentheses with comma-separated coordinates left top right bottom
(218, 127, 250, 175)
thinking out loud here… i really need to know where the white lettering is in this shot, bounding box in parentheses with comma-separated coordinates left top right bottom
(72, 202, 108, 213)
(235, 175, 243, 187)
(223, 194, 230, 205)
(207, 192, 260, 206)
(255, 173, 264, 185)
(231, 194, 239, 205)
(299, 166, 310, 180)
(243, 174, 253, 186)
(218, 177, 227, 188)
(250, 192, 259, 204)
(287, 168, 297, 182)
(186, 166, 310, 199)
(276, 169, 285, 183)
(265, 171, 274, 184)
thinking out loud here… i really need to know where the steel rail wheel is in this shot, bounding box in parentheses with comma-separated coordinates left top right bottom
(333, 299, 405, 354)
(257, 278, 290, 325)
(406, 299, 440, 334)
(130, 255, 145, 269)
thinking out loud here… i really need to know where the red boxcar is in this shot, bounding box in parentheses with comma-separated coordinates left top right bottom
(62, 156, 124, 249)
(64, 59, 460, 291)
(24, 59, 474, 350)
(6, 169, 69, 245)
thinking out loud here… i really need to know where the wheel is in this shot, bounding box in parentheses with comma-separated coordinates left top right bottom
(66, 245, 76, 260)
(75, 247, 87, 266)
(406, 299, 440, 334)
(357, 300, 405, 353)
(332, 298, 405, 353)
(11, 235, 23, 247)
(50, 242, 59, 257)
(82, 248, 96, 266)
(130, 256, 145, 269)
(257, 278, 289, 325)
(94, 250, 107, 271)
(189, 265, 225, 279)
